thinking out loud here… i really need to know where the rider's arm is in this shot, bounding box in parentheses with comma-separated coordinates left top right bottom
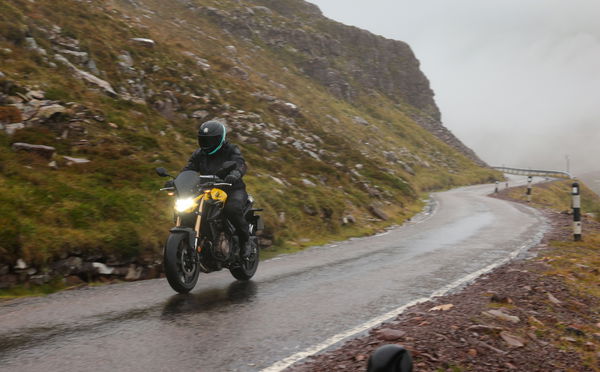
(181, 149, 201, 172)
(229, 145, 247, 177)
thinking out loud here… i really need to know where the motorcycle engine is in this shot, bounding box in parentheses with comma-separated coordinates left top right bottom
(216, 232, 231, 259)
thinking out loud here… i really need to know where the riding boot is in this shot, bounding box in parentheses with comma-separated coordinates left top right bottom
(239, 233, 251, 259)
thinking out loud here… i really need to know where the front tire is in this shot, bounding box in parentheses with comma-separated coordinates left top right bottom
(230, 236, 259, 281)
(164, 233, 200, 293)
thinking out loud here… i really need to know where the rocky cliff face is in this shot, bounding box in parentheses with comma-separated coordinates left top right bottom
(197, 0, 484, 165)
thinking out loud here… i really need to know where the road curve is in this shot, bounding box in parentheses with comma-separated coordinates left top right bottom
(0, 177, 546, 372)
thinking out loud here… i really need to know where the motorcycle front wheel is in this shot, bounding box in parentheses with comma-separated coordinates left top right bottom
(164, 232, 200, 293)
(230, 237, 259, 281)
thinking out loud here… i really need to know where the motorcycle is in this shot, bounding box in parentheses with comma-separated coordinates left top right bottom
(156, 162, 263, 293)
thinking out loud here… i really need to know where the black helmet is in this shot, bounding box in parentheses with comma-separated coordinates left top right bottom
(197, 120, 226, 155)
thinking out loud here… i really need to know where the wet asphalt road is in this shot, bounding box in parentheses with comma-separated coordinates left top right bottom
(0, 177, 546, 372)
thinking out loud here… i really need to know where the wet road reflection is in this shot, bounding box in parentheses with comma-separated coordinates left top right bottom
(162, 281, 258, 317)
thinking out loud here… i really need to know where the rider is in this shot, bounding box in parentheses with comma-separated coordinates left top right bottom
(182, 120, 251, 258)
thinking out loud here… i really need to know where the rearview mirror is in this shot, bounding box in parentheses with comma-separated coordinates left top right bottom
(155, 167, 171, 178)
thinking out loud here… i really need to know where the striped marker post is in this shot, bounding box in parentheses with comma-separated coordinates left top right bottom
(572, 182, 582, 241)
(526, 176, 533, 203)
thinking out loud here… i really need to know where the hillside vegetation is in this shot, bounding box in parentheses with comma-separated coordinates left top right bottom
(506, 179, 600, 219)
(0, 0, 499, 285)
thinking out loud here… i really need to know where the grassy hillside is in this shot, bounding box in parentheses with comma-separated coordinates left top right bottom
(506, 179, 600, 219)
(0, 0, 499, 275)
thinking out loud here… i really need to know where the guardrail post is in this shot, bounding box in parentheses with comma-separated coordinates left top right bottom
(526, 176, 533, 203)
(572, 182, 582, 241)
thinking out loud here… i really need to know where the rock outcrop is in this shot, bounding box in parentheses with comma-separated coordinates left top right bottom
(197, 0, 484, 165)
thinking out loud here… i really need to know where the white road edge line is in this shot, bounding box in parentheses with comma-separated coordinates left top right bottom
(261, 227, 544, 372)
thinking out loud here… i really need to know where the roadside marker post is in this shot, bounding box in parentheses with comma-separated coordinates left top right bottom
(572, 182, 582, 241)
(526, 176, 533, 202)
(495, 181, 499, 193)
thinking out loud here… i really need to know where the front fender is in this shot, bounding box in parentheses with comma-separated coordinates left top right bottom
(169, 227, 197, 250)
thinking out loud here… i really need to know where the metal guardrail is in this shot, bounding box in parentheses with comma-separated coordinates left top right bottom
(493, 166, 572, 179)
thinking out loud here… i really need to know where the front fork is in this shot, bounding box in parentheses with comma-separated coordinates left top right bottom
(173, 193, 208, 253)
(194, 198, 205, 252)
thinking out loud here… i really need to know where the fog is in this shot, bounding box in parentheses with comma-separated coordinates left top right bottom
(309, 0, 600, 175)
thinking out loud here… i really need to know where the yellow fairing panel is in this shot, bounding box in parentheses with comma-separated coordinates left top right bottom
(210, 188, 228, 203)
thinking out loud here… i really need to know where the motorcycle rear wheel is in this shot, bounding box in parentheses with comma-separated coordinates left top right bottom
(230, 237, 259, 281)
(164, 233, 200, 293)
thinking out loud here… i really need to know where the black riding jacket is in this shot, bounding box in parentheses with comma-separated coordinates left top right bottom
(181, 142, 247, 190)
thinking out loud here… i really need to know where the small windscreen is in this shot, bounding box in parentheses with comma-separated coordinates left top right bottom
(174, 171, 200, 197)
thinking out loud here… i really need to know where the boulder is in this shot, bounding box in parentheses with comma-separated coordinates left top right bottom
(368, 205, 389, 221)
(125, 264, 143, 281)
(377, 328, 406, 341)
(63, 156, 91, 165)
(269, 101, 300, 117)
(36, 104, 67, 120)
(353, 116, 370, 126)
(191, 110, 210, 119)
(130, 38, 156, 47)
(117, 51, 134, 69)
(92, 262, 114, 275)
(64, 275, 85, 286)
(52, 257, 83, 276)
(265, 140, 278, 151)
(342, 215, 356, 225)
(483, 309, 520, 323)
(12, 142, 56, 159)
(230, 66, 249, 80)
(14, 259, 27, 270)
(500, 331, 526, 348)
(4, 123, 25, 135)
(54, 54, 117, 97)
(301, 178, 316, 187)
(57, 49, 89, 64)
(29, 274, 52, 286)
(25, 37, 47, 55)
(26, 90, 45, 100)
(547, 292, 562, 305)
(383, 151, 398, 162)
(252, 6, 273, 14)
(303, 204, 318, 216)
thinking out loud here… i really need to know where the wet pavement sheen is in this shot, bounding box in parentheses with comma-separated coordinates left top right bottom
(0, 177, 546, 372)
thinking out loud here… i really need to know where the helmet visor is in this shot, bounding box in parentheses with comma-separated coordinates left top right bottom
(198, 134, 222, 151)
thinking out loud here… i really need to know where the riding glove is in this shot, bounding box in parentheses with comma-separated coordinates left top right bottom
(224, 170, 241, 184)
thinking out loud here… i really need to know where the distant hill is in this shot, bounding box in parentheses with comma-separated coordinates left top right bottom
(0, 0, 498, 274)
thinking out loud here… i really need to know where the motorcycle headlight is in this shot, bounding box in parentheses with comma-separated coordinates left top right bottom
(175, 198, 197, 213)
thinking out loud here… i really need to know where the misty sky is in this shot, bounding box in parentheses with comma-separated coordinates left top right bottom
(309, 0, 600, 175)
